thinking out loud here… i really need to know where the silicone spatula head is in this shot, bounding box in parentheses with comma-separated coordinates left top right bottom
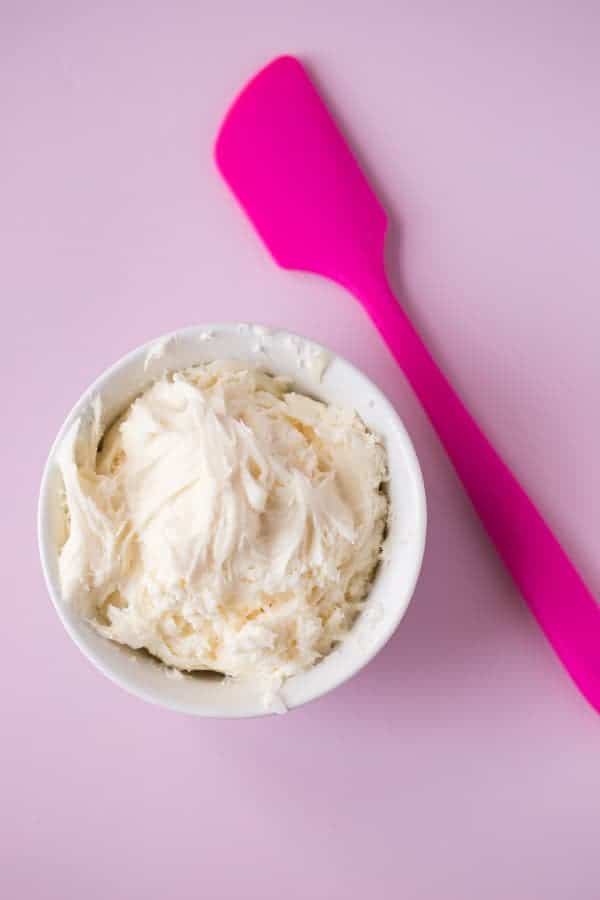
(215, 55, 387, 291)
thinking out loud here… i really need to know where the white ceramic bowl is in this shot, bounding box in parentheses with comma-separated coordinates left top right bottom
(38, 324, 426, 717)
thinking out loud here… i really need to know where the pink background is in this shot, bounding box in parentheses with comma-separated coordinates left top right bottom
(2, 2, 600, 897)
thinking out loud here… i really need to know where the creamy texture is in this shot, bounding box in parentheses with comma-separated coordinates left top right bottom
(57, 362, 388, 687)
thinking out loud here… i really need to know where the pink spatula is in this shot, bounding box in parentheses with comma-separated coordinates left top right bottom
(215, 55, 600, 711)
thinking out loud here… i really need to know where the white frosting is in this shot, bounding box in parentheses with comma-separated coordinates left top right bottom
(281, 333, 331, 381)
(56, 361, 388, 688)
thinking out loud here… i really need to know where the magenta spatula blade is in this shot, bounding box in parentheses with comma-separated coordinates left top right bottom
(215, 55, 600, 711)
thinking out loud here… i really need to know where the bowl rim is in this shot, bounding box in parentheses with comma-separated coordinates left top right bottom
(38, 323, 427, 717)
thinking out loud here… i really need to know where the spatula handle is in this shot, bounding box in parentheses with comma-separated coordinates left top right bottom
(361, 273, 600, 708)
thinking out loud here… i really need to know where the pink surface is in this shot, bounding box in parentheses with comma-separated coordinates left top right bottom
(2, 3, 600, 898)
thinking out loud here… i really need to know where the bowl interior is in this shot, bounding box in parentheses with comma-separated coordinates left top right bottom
(38, 325, 426, 717)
